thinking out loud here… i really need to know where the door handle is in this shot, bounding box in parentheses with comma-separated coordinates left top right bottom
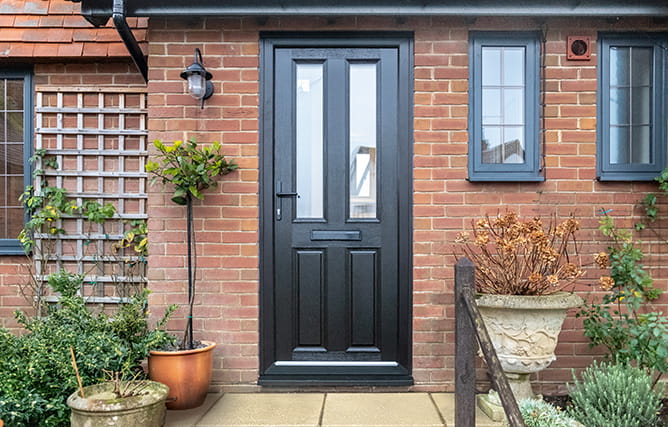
(275, 182, 299, 221)
(276, 192, 299, 198)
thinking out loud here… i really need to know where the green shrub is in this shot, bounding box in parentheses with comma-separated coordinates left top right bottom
(568, 362, 663, 427)
(518, 399, 579, 427)
(578, 215, 668, 375)
(0, 272, 175, 427)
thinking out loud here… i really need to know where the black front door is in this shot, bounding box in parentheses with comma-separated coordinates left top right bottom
(260, 34, 413, 385)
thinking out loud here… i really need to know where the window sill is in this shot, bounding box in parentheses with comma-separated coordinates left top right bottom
(467, 175, 545, 183)
(0, 240, 25, 256)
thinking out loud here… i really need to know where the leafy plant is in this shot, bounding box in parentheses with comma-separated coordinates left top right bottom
(454, 212, 583, 295)
(146, 139, 238, 350)
(568, 362, 663, 427)
(578, 214, 668, 376)
(113, 219, 149, 257)
(18, 149, 147, 311)
(146, 139, 238, 206)
(0, 273, 176, 427)
(518, 398, 580, 427)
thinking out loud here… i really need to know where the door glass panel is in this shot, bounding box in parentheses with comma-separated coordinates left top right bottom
(296, 63, 324, 219)
(349, 63, 377, 219)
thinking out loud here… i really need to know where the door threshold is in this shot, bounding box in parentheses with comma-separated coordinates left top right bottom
(258, 375, 414, 387)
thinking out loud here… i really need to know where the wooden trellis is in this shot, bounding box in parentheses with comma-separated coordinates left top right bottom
(32, 87, 148, 303)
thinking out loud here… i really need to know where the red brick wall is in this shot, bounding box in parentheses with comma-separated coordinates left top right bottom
(144, 15, 668, 394)
(3, 14, 668, 395)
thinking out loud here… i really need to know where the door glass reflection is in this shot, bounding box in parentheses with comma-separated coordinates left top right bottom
(349, 63, 377, 219)
(296, 63, 324, 219)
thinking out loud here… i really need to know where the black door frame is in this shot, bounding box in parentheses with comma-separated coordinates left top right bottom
(259, 32, 414, 386)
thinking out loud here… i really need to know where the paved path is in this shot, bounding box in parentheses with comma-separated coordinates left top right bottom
(165, 393, 502, 427)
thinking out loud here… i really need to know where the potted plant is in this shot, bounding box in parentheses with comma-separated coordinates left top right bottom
(455, 212, 583, 421)
(68, 370, 169, 427)
(0, 270, 175, 426)
(145, 139, 237, 410)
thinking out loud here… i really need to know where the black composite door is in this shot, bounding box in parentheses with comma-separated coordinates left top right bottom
(260, 35, 412, 385)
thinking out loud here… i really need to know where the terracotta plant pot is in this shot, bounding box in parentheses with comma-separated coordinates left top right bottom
(67, 380, 169, 427)
(148, 341, 216, 410)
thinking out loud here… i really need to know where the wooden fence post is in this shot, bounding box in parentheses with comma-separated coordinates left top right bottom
(455, 257, 476, 427)
(455, 257, 526, 427)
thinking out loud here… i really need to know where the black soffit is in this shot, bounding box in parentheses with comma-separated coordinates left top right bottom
(69, 0, 668, 17)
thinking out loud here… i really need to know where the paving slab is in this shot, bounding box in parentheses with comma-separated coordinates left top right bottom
(321, 393, 444, 426)
(165, 393, 223, 427)
(430, 393, 503, 427)
(195, 393, 326, 426)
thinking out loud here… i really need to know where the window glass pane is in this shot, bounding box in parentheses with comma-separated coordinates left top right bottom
(0, 176, 24, 239)
(0, 80, 4, 110)
(295, 63, 324, 219)
(7, 112, 23, 143)
(631, 87, 651, 125)
(349, 63, 377, 219)
(481, 45, 526, 166)
(503, 88, 524, 125)
(503, 127, 525, 164)
(481, 126, 502, 163)
(6, 143, 23, 174)
(631, 125, 651, 163)
(610, 47, 630, 86)
(482, 88, 501, 124)
(610, 88, 630, 125)
(503, 47, 525, 86)
(610, 126, 630, 164)
(631, 47, 652, 87)
(6, 80, 23, 110)
(3, 208, 23, 240)
(482, 48, 501, 86)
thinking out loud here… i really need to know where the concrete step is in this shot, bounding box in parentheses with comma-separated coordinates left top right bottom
(165, 393, 503, 427)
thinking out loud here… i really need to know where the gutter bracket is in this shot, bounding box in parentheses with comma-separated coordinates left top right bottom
(112, 0, 149, 83)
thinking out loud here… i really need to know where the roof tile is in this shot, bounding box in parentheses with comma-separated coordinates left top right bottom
(33, 43, 56, 56)
(72, 28, 98, 42)
(23, 28, 74, 42)
(14, 15, 40, 27)
(48, 1, 77, 14)
(0, 0, 23, 14)
(23, 1, 49, 15)
(8, 43, 35, 57)
(62, 15, 94, 27)
(39, 15, 65, 27)
(0, 16, 15, 26)
(82, 42, 109, 57)
(1, 0, 148, 58)
(57, 42, 84, 56)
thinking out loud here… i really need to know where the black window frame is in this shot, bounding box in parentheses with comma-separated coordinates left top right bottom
(0, 67, 33, 255)
(597, 33, 667, 181)
(468, 31, 543, 182)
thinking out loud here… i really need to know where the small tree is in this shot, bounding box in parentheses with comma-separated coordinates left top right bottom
(146, 139, 237, 350)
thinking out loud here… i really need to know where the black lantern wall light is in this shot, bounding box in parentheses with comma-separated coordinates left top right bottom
(180, 48, 214, 108)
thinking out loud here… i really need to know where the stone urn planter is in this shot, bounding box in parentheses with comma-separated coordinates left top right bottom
(67, 380, 169, 427)
(476, 292, 582, 421)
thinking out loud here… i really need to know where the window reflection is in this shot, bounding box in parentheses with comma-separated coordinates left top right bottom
(481, 47, 526, 164)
